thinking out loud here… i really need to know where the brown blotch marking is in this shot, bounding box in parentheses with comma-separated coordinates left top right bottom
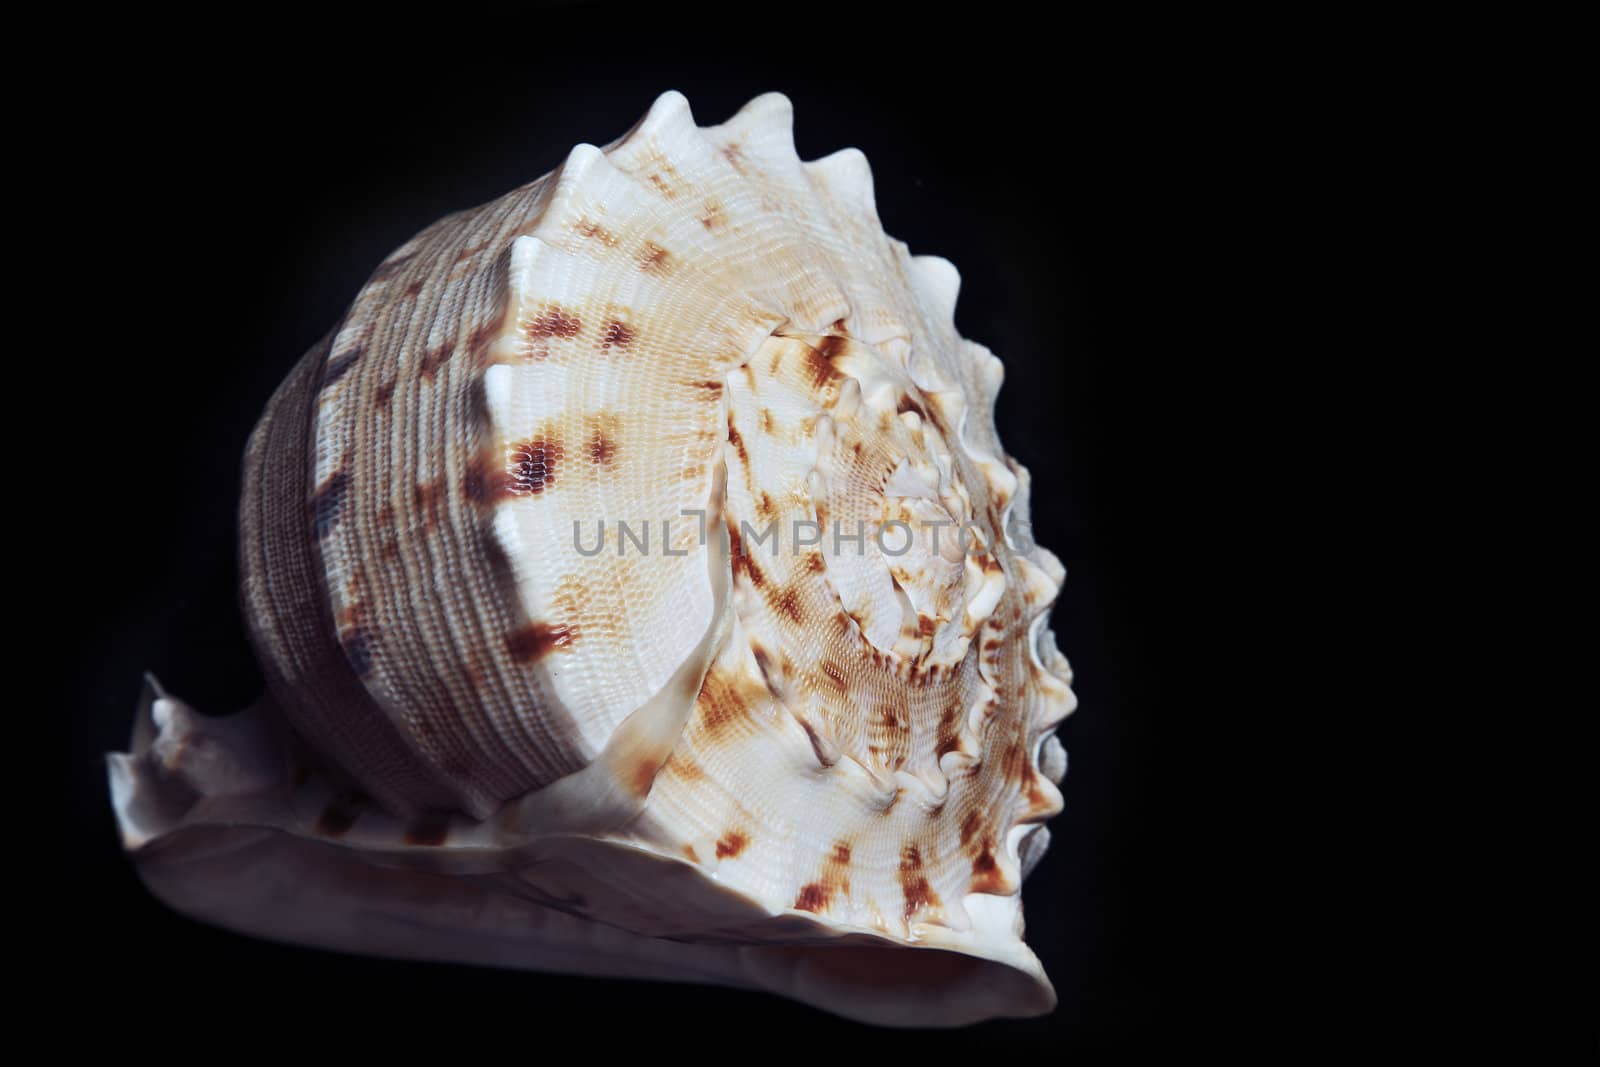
(833, 610, 854, 640)
(646, 171, 677, 199)
(420, 342, 455, 380)
(506, 621, 577, 662)
(638, 240, 673, 275)
(463, 454, 505, 506)
(751, 644, 782, 699)
(574, 218, 619, 246)
(466, 321, 500, 358)
(936, 703, 964, 758)
(315, 789, 368, 836)
(725, 423, 750, 468)
(1003, 740, 1028, 783)
(798, 717, 836, 767)
(919, 614, 937, 638)
(665, 751, 704, 781)
(876, 702, 905, 732)
(971, 836, 1007, 893)
(758, 409, 775, 435)
(819, 660, 848, 695)
(586, 414, 619, 468)
(959, 809, 984, 847)
(797, 842, 852, 907)
(682, 844, 700, 863)
(321, 346, 363, 387)
(374, 379, 396, 409)
(454, 240, 490, 262)
(404, 279, 425, 298)
(602, 320, 636, 350)
(805, 552, 826, 575)
(715, 830, 749, 859)
(898, 843, 942, 919)
(791, 839, 851, 917)
(527, 306, 583, 341)
(773, 585, 802, 623)
(403, 811, 451, 846)
(699, 199, 726, 230)
(897, 394, 928, 419)
(794, 882, 833, 913)
(756, 491, 776, 520)
(414, 479, 447, 531)
(692, 379, 724, 394)
(695, 667, 756, 739)
(507, 433, 564, 495)
(587, 431, 616, 467)
(804, 337, 846, 392)
(740, 546, 766, 589)
(1020, 749, 1053, 812)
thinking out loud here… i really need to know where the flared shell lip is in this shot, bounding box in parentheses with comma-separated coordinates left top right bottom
(108, 676, 1053, 1023)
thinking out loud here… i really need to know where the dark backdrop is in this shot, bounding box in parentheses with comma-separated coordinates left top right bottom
(54, 9, 1235, 1058)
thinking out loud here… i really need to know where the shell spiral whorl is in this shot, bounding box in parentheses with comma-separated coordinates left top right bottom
(111, 90, 1077, 1028)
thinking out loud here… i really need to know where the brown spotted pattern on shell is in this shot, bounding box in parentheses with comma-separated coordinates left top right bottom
(106, 92, 1076, 1027)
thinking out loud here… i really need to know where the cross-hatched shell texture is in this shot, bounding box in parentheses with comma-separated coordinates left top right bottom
(107, 91, 1076, 1027)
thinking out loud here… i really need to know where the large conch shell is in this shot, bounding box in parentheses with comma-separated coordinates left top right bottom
(107, 91, 1075, 1027)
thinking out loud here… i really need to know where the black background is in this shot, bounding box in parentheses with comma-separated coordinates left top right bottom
(50, 8, 1261, 1059)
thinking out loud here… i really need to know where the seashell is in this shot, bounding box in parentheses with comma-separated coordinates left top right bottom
(105, 90, 1076, 1027)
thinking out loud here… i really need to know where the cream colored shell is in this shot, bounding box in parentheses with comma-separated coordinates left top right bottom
(107, 91, 1076, 1027)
